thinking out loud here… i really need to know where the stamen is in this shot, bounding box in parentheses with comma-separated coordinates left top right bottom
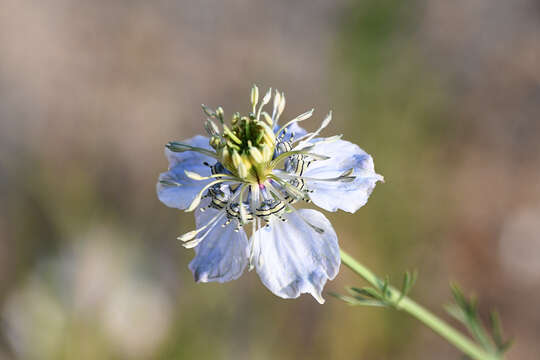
(258, 121, 277, 142)
(238, 185, 249, 225)
(250, 184, 261, 214)
(255, 131, 264, 144)
(159, 179, 182, 187)
(256, 217, 263, 267)
(201, 104, 215, 117)
(249, 147, 263, 163)
(184, 170, 239, 181)
(260, 186, 271, 201)
(265, 181, 325, 234)
(294, 134, 342, 148)
(270, 148, 329, 169)
(166, 142, 219, 159)
(237, 161, 248, 179)
(215, 106, 224, 124)
(256, 88, 272, 121)
(275, 108, 314, 137)
(269, 175, 305, 200)
(271, 90, 281, 123)
(250, 85, 259, 114)
(248, 184, 261, 271)
(271, 91, 286, 126)
(265, 181, 293, 206)
(204, 119, 221, 137)
(274, 168, 356, 183)
(262, 87, 272, 105)
(186, 178, 234, 212)
(277, 92, 286, 123)
(180, 185, 244, 246)
(183, 212, 227, 248)
(231, 151, 242, 168)
(262, 111, 273, 126)
(261, 144, 272, 161)
(223, 125, 242, 145)
(303, 153, 331, 161)
(294, 111, 333, 149)
(226, 140, 241, 151)
(177, 209, 225, 242)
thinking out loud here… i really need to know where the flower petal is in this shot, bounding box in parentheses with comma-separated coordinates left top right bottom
(303, 138, 383, 213)
(188, 204, 249, 283)
(157, 135, 214, 210)
(274, 122, 307, 142)
(252, 209, 340, 304)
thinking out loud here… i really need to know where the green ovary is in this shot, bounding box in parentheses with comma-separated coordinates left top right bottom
(210, 114, 276, 183)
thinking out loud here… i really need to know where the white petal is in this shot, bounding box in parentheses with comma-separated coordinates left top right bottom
(252, 209, 340, 304)
(303, 138, 383, 213)
(188, 204, 249, 283)
(156, 135, 214, 210)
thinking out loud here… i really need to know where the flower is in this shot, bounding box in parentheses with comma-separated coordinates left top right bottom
(157, 85, 383, 303)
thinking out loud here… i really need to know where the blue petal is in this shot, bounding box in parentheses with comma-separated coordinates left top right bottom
(252, 209, 340, 304)
(274, 122, 307, 142)
(303, 139, 383, 213)
(157, 135, 214, 210)
(189, 203, 249, 283)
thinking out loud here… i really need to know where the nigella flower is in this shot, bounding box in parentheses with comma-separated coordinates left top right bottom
(157, 86, 383, 303)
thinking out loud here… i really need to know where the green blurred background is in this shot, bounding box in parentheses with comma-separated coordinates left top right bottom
(1, 0, 539, 359)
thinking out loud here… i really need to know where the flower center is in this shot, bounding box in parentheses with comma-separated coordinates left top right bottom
(210, 114, 276, 183)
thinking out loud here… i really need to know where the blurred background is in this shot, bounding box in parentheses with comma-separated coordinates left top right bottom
(1, 0, 539, 359)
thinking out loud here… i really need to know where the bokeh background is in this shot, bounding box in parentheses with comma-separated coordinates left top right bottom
(1, 0, 539, 359)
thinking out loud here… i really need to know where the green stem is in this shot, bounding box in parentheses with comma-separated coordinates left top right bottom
(340, 249, 500, 360)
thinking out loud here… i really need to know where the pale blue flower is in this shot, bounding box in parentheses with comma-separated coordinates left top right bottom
(157, 86, 383, 303)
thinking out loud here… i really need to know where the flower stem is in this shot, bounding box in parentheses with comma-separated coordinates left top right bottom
(340, 249, 500, 360)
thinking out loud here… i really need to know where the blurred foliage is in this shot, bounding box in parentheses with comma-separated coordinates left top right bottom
(446, 284, 512, 358)
(1, 0, 538, 359)
(335, 0, 452, 264)
(330, 0, 453, 357)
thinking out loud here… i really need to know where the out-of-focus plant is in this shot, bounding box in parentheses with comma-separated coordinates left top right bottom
(333, 251, 511, 360)
(2, 229, 173, 360)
